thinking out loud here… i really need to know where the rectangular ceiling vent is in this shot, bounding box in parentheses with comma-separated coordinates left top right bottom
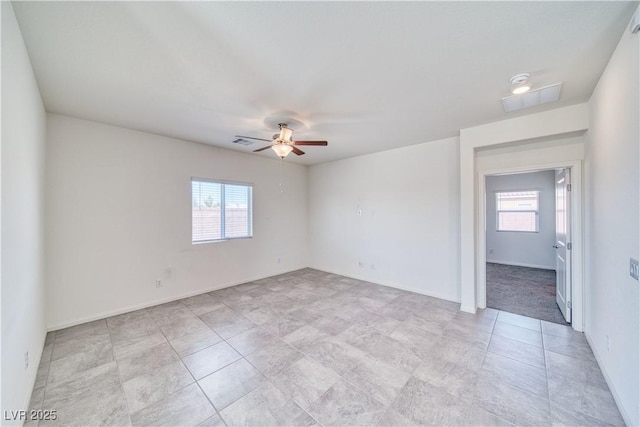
(232, 138, 255, 146)
(501, 83, 562, 113)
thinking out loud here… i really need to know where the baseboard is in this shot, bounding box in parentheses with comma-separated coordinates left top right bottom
(584, 332, 633, 426)
(18, 329, 47, 416)
(47, 266, 308, 331)
(307, 264, 460, 305)
(486, 259, 556, 270)
(48, 264, 462, 331)
(460, 304, 477, 314)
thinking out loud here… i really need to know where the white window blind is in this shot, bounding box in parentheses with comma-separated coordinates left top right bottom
(192, 179, 253, 243)
(496, 191, 539, 232)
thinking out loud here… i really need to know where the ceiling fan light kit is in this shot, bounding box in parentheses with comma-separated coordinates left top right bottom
(272, 144, 293, 159)
(235, 123, 328, 160)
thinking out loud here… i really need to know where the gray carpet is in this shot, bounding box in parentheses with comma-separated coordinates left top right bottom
(486, 263, 569, 325)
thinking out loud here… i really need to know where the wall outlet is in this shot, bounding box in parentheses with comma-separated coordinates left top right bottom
(370, 264, 375, 270)
(358, 261, 365, 268)
(277, 257, 281, 264)
(155, 280, 163, 288)
(630, 258, 639, 281)
(606, 335, 611, 352)
(488, 248, 494, 254)
(24, 351, 29, 370)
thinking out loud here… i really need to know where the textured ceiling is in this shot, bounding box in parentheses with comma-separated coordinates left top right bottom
(12, 1, 638, 164)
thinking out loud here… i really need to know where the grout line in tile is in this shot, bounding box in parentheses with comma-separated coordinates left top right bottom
(192, 379, 228, 427)
(106, 321, 134, 426)
(157, 319, 223, 426)
(542, 331, 553, 420)
(372, 355, 422, 426)
(46, 272, 617, 427)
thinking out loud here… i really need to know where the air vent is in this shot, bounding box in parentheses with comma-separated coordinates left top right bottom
(232, 138, 254, 146)
(502, 83, 562, 113)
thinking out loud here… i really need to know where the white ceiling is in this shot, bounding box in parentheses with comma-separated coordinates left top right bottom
(12, 1, 638, 165)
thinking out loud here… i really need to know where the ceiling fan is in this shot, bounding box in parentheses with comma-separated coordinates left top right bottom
(236, 123, 328, 159)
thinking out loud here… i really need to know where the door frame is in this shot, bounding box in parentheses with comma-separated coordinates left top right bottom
(476, 160, 583, 331)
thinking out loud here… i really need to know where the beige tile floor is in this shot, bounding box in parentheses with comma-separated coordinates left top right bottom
(27, 269, 625, 426)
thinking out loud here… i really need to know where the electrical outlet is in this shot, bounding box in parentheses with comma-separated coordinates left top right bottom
(488, 249, 494, 254)
(606, 335, 611, 352)
(24, 351, 29, 370)
(630, 258, 639, 281)
(155, 280, 162, 288)
(370, 264, 375, 270)
(277, 257, 281, 264)
(358, 261, 365, 268)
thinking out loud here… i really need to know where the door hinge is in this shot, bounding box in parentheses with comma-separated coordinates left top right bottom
(567, 184, 572, 191)
(567, 242, 572, 250)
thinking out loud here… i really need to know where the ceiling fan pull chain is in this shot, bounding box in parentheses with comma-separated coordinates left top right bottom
(279, 157, 284, 194)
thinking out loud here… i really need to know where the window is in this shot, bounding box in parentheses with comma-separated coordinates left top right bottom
(496, 190, 539, 232)
(192, 179, 253, 243)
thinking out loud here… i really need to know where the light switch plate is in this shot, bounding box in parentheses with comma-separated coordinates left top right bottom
(630, 258, 639, 281)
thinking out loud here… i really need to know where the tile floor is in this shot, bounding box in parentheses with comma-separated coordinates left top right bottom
(27, 269, 624, 426)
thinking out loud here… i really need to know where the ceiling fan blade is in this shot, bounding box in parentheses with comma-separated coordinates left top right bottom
(291, 146, 305, 156)
(294, 141, 328, 146)
(236, 135, 273, 142)
(253, 145, 273, 152)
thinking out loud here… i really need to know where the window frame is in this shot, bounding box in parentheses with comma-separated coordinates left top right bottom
(495, 189, 540, 233)
(191, 177, 253, 244)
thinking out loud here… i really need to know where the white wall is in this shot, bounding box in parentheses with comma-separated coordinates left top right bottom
(584, 8, 639, 425)
(1, 2, 48, 423)
(309, 137, 460, 302)
(486, 170, 556, 270)
(46, 114, 308, 329)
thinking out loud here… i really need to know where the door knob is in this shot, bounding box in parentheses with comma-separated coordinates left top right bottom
(553, 245, 559, 249)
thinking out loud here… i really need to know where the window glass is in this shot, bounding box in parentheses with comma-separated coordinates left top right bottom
(192, 180, 252, 243)
(496, 191, 539, 232)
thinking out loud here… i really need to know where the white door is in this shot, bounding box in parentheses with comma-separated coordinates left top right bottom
(555, 169, 571, 323)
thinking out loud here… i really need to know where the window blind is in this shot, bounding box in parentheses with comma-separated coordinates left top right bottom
(192, 179, 253, 243)
(496, 191, 539, 232)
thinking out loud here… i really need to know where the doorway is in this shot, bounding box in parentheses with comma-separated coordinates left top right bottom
(484, 168, 572, 325)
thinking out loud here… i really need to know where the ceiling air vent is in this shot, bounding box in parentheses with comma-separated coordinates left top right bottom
(502, 83, 562, 113)
(232, 138, 254, 146)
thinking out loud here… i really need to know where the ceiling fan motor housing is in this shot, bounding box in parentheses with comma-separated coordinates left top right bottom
(275, 124, 294, 145)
